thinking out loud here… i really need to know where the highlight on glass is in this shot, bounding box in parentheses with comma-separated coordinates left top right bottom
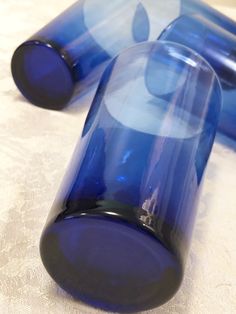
(40, 41, 222, 312)
(159, 14, 236, 139)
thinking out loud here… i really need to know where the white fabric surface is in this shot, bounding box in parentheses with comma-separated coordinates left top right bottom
(0, 1, 235, 313)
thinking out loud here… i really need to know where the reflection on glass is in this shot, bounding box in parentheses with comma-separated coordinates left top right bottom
(159, 14, 236, 139)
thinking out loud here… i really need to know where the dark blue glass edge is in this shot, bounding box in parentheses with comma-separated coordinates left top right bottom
(11, 38, 76, 109)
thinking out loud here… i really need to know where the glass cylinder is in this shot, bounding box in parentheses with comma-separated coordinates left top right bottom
(40, 41, 221, 312)
(12, 0, 232, 110)
(11, 0, 180, 109)
(159, 14, 236, 139)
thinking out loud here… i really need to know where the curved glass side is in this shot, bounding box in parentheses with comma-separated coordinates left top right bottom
(40, 42, 221, 312)
(159, 14, 236, 139)
(181, 0, 236, 35)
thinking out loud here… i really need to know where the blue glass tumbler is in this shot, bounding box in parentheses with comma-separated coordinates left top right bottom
(40, 41, 222, 312)
(12, 0, 177, 110)
(159, 14, 236, 139)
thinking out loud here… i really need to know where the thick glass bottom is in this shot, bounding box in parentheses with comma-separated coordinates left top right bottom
(40, 203, 183, 312)
(11, 40, 74, 109)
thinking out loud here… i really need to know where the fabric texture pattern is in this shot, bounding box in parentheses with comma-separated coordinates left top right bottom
(0, 1, 235, 313)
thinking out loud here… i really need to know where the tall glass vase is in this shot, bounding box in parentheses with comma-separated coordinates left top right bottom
(40, 41, 222, 313)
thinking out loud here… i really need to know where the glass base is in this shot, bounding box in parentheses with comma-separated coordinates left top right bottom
(40, 201, 183, 312)
(11, 40, 74, 109)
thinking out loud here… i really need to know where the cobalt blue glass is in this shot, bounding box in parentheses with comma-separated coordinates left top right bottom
(159, 14, 236, 139)
(11, 0, 173, 110)
(40, 41, 222, 312)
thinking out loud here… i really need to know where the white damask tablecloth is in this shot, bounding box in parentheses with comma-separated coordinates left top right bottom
(0, 1, 235, 313)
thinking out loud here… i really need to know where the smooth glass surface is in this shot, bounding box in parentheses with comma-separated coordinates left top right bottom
(181, 0, 236, 35)
(40, 42, 222, 312)
(159, 14, 236, 139)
